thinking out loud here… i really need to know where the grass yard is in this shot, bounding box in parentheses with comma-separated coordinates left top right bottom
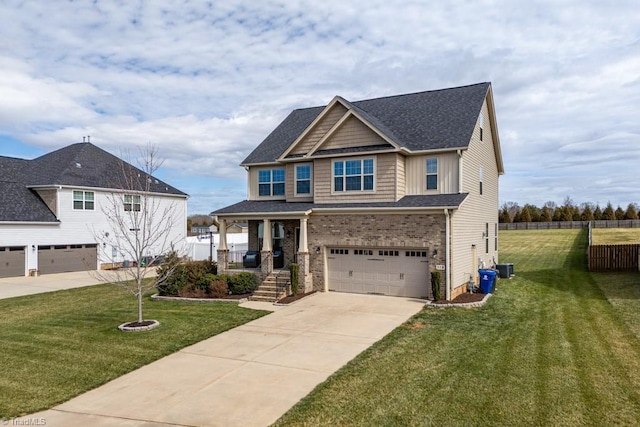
(591, 227, 640, 244)
(274, 229, 640, 426)
(0, 284, 269, 418)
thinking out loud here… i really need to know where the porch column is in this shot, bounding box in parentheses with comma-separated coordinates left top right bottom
(297, 216, 313, 293)
(261, 218, 273, 274)
(217, 219, 229, 272)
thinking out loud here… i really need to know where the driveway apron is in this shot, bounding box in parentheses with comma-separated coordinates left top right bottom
(32, 292, 424, 427)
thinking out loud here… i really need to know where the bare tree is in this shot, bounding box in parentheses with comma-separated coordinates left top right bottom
(92, 144, 183, 327)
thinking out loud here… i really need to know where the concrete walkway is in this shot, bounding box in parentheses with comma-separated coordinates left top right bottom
(31, 292, 425, 427)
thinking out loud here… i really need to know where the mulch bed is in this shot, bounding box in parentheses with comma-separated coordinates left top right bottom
(276, 291, 316, 305)
(431, 292, 487, 305)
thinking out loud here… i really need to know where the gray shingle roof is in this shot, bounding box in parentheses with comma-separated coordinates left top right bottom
(0, 143, 187, 222)
(212, 194, 468, 216)
(242, 82, 490, 165)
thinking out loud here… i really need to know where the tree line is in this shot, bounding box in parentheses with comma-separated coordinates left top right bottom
(499, 197, 639, 223)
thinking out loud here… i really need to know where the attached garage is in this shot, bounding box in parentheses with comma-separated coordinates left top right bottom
(38, 244, 98, 274)
(327, 247, 430, 298)
(0, 246, 26, 278)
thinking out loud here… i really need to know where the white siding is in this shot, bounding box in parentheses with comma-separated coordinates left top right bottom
(405, 152, 459, 195)
(0, 187, 187, 274)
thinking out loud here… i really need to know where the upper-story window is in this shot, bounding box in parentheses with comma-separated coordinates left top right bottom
(479, 112, 484, 142)
(258, 168, 285, 197)
(479, 166, 484, 195)
(333, 158, 374, 192)
(426, 158, 438, 190)
(295, 164, 312, 195)
(124, 194, 141, 212)
(73, 190, 94, 210)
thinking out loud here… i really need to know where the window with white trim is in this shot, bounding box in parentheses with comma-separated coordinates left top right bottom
(479, 112, 484, 141)
(333, 158, 374, 192)
(479, 166, 484, 195)
(426, 158, 438, 190)
(73, 190, 94, 210)
(295, 164, 312, 195)
(258, 168, 285, 197)
(124, 194, 141, 212)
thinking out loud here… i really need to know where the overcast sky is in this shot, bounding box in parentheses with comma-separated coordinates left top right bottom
(1, 1, 639, 213)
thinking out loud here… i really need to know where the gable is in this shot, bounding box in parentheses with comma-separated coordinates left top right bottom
(288, 103, 348, 157)
(243, 83, 498, 166)
(312, 114, 390, 154)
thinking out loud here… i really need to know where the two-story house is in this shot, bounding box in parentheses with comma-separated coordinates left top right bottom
(0, 142, 188, 277)
(213, 82, 504, 300)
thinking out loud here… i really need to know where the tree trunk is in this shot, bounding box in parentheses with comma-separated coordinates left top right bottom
(137, 289, 143, 323)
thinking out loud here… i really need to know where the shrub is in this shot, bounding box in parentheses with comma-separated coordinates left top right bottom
(156, 257, 218, 296)
(228, 272, 258, 295)
(431, 271, 442, 301)
(208, 276, 229, 299)
(290, 263, 299, 295)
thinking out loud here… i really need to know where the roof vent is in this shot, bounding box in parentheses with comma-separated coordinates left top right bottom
(75, 162, 82, 168)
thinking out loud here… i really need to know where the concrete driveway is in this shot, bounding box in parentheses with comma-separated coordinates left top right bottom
(31, 292, 424, 427)
(0, 270, 152, 300)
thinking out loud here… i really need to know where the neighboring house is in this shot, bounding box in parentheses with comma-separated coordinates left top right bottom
(213, 82, 504, 300)
(0, 143, 188, 278)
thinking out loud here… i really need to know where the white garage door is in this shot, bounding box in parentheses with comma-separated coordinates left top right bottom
(327, 247, 430, 298)
(0, 246, 26, 278)
(38, 244, 98, 275)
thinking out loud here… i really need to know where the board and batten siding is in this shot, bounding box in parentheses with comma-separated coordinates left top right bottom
(316, 115, 388, 152)
(314, 153, 400, 203)
(289, 104, 348, 156)
(405, 152, 459, 195)
(450, 98, 500, 292)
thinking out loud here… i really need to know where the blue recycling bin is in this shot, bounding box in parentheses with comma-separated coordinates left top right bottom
(479, 269, 497, 294)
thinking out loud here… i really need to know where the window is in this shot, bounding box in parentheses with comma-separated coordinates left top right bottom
(258, 169, 285, 197)
(479, 112, 484, 141)
(479, 167, 484, 195)
(73, 190, 94, 210)
(406, 251, 429, 257)
(295, 164, 311, 195)
(333, 158, 374, 192)
(124, 194, 141, 212)
(426, 158, 438, 190)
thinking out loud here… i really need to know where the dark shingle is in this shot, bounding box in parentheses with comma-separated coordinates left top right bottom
(31, 143, 187, 196)
(242, 83, 490, 164)
(212, 194, 468, 215)
(0, 143, 187, 222)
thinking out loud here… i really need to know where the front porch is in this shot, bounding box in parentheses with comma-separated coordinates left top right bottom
(216, 216, 314, 296)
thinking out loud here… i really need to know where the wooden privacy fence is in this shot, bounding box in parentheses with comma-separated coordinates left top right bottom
(588, 244, 640, 272)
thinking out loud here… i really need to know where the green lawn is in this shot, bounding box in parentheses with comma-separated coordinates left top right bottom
(274, 230, 640, 426)
(592, 228, 640, 244)
(0, 284, 269, 418)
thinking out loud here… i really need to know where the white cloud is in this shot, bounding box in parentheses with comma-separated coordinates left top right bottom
(0, 0, 639, 211)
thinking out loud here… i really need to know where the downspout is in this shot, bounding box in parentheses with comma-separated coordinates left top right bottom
(457, 150, 463, 193)
(445, 208, 451, 301)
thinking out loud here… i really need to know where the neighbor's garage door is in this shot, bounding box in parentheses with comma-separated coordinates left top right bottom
(0, 246, 26, 278)
(38, 244, 98, 274)
(327, 247, 430, 298)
